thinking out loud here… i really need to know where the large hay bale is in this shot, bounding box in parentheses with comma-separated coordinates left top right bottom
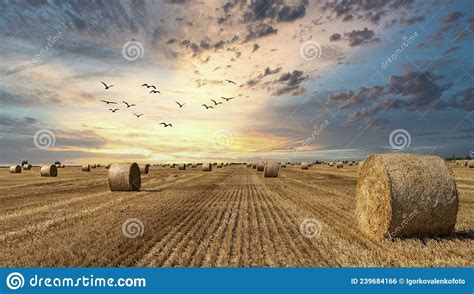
(336, 161, 343, 168)
(178, 163, 186, 170)
(301, 162, 309, 170)
(40, 165, 58, 177)
(356, 153, 458, 240)
(10, 165, 21, 173)
(264, 162, 279, 178)
(140, 164, 150, 174)
(202, 162, 212, 172)
(108, 163, 141, 192)
(468, 160, 474, 168)
(82, 164, 90, 172)
(256, 162, 265, 171)
(23, 164, 32, 170)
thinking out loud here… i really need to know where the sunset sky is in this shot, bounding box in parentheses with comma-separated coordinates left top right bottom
(0, 0, 472, 165)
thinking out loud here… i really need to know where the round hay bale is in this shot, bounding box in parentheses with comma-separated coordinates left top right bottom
(217, 162, 223, 168)
(82, 164, 91, 172)
(178, 163, 186, 170)
(10, 165, 21, 173)
(96, 164, 101, 168)
(356, 153, 458, 240)
(61, 164, 65, 168)
(348, 161, 354, 166)
(301, 162, 309, 170)
(108, 163, 141, 192)
(264, 162, 279, 178)
(23, 164, 32, 170)
(252, 162, 257, 169)
(91, 164, 97, 169)
(469, 160, 474, 168)
(280, 163, 286, 168)
(40, 165, 58, 177)
(336, 161, 343, 168)
(105, 164, 111, 169)
(140, 164, 150, 174)
(308, 163, 313, 167)
(170, 163, 175, 168)
(256, 162, 265, 171)
(328, 161, 334, 167)
(246, 163, 251, 167)
(462, 161, 468, 167)
(192, 163, 197, 168)
(202, 163, 212, 172)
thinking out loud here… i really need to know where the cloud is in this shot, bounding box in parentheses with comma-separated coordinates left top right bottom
(252, 43, 260, 52)
(400, 15, 424, 25)
(272, 70, 307, 96)
(244, 66, 282, 88)
(443, 46, 461, 55)
(344, 27, 380, 47)
(326, 86, 384, 109)
(440, 11, 463, 24)
(242, 0, 308, 23)
(329, 33, 341, 42)
(244, 23, 278, 42)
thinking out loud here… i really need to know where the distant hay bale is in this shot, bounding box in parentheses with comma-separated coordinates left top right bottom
(202, 163, 212, 172)
(10, 165, 21, 173)
(82, 164, 91, 172)
(108, 163, 141, 192)
(217, 162, 223, 168)
(170, 163, 175, 168)
(96, 164, 101, 168)
(105, 164, 111, 169)
(192, 163, 197, 168)
(356, 153, 458, 240)
(469, 161, 474, 168)
(140, 164, 150, 174)
(301, 162, 309, 170)
(252, 162, 257, 169)
(336, 161, 343, 168)
(264, 162, 279, 178)
(308, 163, 313, 167)
(280, 163, 286, 168)
(23, 164, 32, 170)
(61, 164, 65, 168)
(256, 162, 265, 171)
(328, 161, 334, 167)
(348, 161, 354, 166)
(462, 161, 468, 167)
(40, 165, 58, 177)
(91, 164, 97, 169)
(179, 163, 186, 170)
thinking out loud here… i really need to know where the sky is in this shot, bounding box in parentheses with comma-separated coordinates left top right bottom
(0, 0, 473, 165)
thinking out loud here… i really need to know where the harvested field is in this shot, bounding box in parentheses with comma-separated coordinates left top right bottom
(0, 164, 473, 267)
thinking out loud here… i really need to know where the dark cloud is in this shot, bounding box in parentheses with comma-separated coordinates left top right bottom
(242, 0, 308, 23)
(244, 23, 278, 42)
(344, 27, 380, 47)
(277, 4, 306, 22)
(329, 33, 341, 42)
(326, 86, 384, 109)
(400, 15, 424, 25)
(252, 43, 260, 52)
(244, 66, 282, 88)
(440, 11, 462, 24)
(272, 70, 307, 96)
(443, 46, 461, 55)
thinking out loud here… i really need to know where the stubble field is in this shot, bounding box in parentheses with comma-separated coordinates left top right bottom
(1, 164, 473, 267)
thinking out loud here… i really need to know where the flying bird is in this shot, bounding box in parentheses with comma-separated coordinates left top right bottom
(221, 96, 235, 102)
(225, 79, 236, 85)
(150, 90, 161, 94)
(141, 83, 156, 89)
(100, 100, 117, 105)
(202, 104, 214, 109)
(159, 122, 173, 127)
(175, 101, 186, 108)
(210, 99, 222, 106)
(122, 101, 136, 108)
(101, 81, 114, 90)
(133, 113, 144, 118)
(109, 108, 119, 113)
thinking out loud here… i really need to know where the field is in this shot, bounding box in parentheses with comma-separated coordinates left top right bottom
(1, 164, 473, 267)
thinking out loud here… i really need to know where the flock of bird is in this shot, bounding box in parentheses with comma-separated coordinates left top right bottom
(99, 79, 238, 127)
